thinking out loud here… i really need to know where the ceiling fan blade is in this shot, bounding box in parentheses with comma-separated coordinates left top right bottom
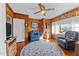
(45, 8, 55, 11)
(38, 3, 45, 11)
(34, 11, 41, 14)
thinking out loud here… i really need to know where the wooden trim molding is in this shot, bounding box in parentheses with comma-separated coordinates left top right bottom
(6, 3, 14, 17)
(49, 7, 79, 23)
(14, 12, 28, 19)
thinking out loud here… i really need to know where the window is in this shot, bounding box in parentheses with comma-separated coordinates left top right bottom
(52, 17, 79, 35)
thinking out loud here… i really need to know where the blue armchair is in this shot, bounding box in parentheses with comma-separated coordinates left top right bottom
(29, 30, 42, 41)
(57, 31, 79, 50)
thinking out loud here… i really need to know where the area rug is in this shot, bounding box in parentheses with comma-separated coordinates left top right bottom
(20, 40, 64, 56)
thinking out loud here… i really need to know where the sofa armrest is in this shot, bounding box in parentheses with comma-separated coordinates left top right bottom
(58, 37, 65, 39)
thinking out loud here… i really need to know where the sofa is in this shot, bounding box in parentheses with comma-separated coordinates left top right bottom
(57, 31, 79, 50)
(28, 30, 42, 41)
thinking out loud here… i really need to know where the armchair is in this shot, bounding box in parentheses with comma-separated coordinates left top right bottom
(57, 31, 79, 50)
(28, 30, 42, 41)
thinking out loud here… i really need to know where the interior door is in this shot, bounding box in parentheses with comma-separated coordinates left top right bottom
(13, 18, 25, 42)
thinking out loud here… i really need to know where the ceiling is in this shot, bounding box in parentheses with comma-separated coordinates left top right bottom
(9, 3, 79, 19)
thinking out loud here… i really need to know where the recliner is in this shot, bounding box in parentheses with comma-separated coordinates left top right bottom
(57, 31, 79, 50)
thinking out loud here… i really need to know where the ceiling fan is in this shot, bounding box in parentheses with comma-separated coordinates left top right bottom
(34, 3, 55, 16)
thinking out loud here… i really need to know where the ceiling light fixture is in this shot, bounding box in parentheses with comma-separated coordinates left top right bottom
(41, 10, 45, 14)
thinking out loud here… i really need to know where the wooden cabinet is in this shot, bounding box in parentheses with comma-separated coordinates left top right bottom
(75, 41, 79, 56)
(5, 38, 17, 56)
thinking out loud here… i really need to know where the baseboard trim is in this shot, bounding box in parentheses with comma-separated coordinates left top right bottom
(16, 41, 25, 43)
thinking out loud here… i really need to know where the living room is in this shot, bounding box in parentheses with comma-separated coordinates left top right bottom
(0, 3, 79, 56)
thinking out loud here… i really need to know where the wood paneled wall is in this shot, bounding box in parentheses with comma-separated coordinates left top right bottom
(39, 20, 44, 33)
(27, 18, 42, 32)
(14, 13, 28, 20)
(6, 3, 43, 42)
(25, 18, 44, 42)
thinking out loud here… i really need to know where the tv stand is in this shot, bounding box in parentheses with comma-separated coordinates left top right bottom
(5, 37, 17, 56)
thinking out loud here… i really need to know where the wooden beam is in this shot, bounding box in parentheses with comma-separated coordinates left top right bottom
(6, 3, 14, 17)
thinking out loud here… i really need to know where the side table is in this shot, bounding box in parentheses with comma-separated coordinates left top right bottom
(75, 41, 79, 56)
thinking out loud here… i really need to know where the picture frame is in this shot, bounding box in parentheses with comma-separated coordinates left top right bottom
(32, 22, 38, 28)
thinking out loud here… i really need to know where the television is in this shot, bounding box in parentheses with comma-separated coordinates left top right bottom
(6, 23, 12, 39)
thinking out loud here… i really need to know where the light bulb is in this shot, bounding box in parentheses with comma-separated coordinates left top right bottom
(25, 24, 27, 26)
(41, 11, 45, 14)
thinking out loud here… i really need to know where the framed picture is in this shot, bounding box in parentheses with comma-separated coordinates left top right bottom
(32, 22, 38, 28)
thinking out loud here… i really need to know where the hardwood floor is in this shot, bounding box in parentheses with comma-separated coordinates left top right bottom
(50, 36, 74, 56)
(16, 41, 30, 56)
(16, 36, 74, 56)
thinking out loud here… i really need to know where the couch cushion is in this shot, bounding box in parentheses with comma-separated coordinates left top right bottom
(65, 31, 77, 41)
